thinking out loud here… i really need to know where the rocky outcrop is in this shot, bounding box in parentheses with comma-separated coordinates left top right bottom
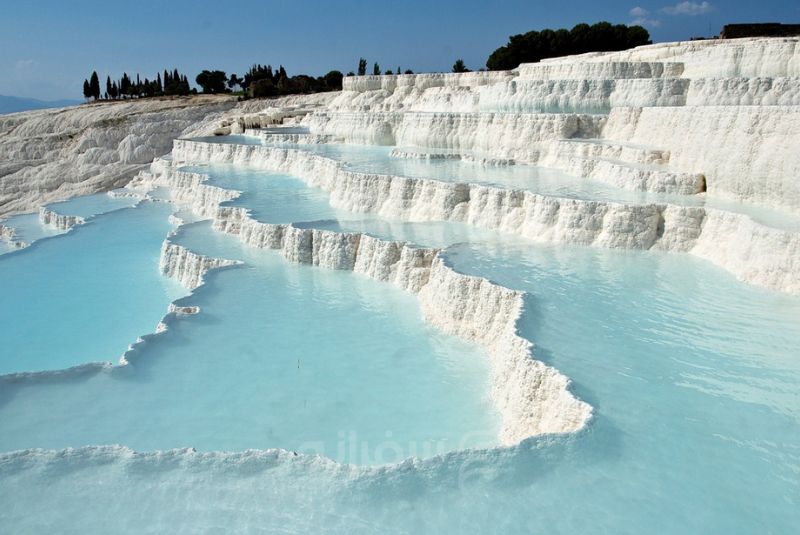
(0, 96, 235, 217)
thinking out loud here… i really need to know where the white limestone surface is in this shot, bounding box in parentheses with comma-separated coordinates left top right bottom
(300, 38, 799, 206)
(0, 96, 235, 217)
(159, 240, 241, 290)
(167, 139, 800, 295)
(38, 207, 85, 230)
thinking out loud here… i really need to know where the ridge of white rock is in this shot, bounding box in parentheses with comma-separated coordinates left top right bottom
(0, 96, 236, 217)
(129, 165, 241, 218)
(242, 128, 340, 145)
(140, 163, 592, 444)
(600, 105, 800, 210)
(0, 222, 27, 249)
(159, 240, 241, 290)
(558, 38, 800, 78)
(389, 148, 516, 166)
(168, 139, 800, 295)
(183, 92, 338, 137)
(304, 111, 604, 162)
(38, 207, 85, 230)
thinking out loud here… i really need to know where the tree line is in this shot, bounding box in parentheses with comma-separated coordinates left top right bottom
(347, 22, 649, 77)
(486, 22, 651, 70)
(83, 68, 192, 100)
(81, 22, 651, 101)
(349, 58, 414, 76)
(236, 64, 344, 98)
(81, 65, 346, 101)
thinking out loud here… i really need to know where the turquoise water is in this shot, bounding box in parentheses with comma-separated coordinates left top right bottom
(186, 162, 504, 248)
(45, 192, 137, 218)
(0, 212, 65, 245)
(1, 142, 799, 533)
(442, 241, 800, 533)
(0, 193, 139, 252)
(183, 163, 365, 225)
(0, 202, 182, 373)
(0, 223, 498, 463)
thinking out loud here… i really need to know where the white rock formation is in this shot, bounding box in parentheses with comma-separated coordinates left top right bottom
(141, 163, 592, 443)
(0, 222, 26, 249)
(159, 240, 241, 290)
(167, 139, 800, 295)
(38, 207, 85, 230)
(0, 96, 235, 217)
(304, 38, 800, 204)
(183, 92, 337, 137)
(601, 105, 800, 210)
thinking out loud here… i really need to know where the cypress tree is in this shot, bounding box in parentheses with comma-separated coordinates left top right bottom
(89, 71, 101, 100)
(120, 73, 130, 97)
(372, 62, 380, 75)
(83, 79, 91, 100)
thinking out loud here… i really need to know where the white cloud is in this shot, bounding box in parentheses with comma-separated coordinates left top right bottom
(661, 1, 714, 16)
(629, 6, 662, 27)
(15, 59, 37, 71)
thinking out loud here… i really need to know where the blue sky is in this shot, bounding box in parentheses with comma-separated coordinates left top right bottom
(1, 0, 798, 100)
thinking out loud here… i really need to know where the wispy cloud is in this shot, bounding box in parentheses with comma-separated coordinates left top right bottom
(629, 6, 662, 27)
(661, 1, 714, 16)
(15, 59, 37, 71)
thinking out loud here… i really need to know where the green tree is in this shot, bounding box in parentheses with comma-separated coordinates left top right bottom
(452, 59, 470, 73)
(82, 79, 91, 100)
(120, 73, 131, 97)
(486, 22, 650, 70)
(357, 58, 367, 76)
(277, 74, 292, 94)
(372, 62, 381, 75)
(323, 70, 344, 90)
(196, 70, 228, 93)
(89, 71, 101, 100)
(250, 78, 277, 98)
